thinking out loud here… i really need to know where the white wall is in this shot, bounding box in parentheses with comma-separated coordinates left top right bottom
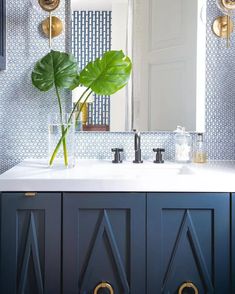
(71, 0, 112, 11)
(110, 1, 129, 131)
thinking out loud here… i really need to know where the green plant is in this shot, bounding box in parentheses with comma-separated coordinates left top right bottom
(32, 50, 132, 166)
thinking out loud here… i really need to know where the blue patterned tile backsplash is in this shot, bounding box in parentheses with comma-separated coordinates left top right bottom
(205, 0, 235, 160)
(75, 132, 177, 162)
(0, 0, 234, 174)
(0, 0, 68, 174)
(72, 11, 111, 126)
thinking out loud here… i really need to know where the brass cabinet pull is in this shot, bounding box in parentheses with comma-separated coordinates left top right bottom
(94, 282, 114, 294)
(178, 282, 198, 294)
(24, 192, 37, 197)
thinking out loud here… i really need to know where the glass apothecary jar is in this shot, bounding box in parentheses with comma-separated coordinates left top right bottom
(174, 126, 192, 163)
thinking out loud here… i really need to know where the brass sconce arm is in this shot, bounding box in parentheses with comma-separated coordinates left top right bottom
(38, 0, 63, 49)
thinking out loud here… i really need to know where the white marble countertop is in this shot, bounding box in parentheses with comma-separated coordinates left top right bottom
(0, 159, 235, 192)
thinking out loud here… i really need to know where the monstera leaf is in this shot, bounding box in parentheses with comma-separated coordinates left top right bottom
(79, 50, 132, 95)
(32, 50, 80, 92)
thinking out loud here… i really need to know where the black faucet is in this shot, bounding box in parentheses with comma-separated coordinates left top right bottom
(133, 130, 143, 163)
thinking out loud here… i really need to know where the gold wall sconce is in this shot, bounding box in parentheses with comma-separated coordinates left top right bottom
(221, 0, 235, 10)
(213, 15, 233, 47)
(213, 0, 235, 47)
(42, 16, 63, 38)
(38, 0, 63, 48)
(38, 0, 60, 11)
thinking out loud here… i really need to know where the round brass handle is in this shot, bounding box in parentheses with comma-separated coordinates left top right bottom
(178, 282, 198, 294)
(94, 282, 114, 294)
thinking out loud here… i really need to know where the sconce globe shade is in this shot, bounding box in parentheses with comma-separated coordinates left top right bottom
(30, 0, 45, 15)
(200, 3, 207, 25)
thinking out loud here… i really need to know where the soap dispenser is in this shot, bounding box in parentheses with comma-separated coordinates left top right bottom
(193, 133, 207, 163)
(174, 126, 192, 163)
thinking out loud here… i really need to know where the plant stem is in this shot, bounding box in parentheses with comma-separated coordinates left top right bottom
(69, 87, 91, 125)
(55, 85, 68, 166)
(49, 89, 93, 166)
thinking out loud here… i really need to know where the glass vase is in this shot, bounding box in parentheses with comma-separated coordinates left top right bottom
(48, 113, 75, 168)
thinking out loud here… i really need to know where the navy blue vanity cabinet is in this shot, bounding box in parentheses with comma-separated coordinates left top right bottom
(147, 193, 230, 294)
(0, 192, 61, 294)
(0, 0, 6, 70)
(63, 193, 146, 294)
(232, 193, 235, 293)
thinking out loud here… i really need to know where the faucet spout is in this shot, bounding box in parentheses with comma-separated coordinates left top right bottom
(133, 130, 143, 163)
(134, 131, 141, 150)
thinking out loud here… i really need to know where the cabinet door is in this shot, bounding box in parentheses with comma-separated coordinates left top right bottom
(232, 193, 235, 293)
(63, 193, 146, 294)
(0, 0, 6, 70)
(147, 193, 230, 294)
(0, 192, 61, 294)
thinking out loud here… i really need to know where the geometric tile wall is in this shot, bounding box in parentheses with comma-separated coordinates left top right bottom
(0, 0, 68, 174)
(72, 11, 111, 72)
(74, 131, 196, 162)
(72, 11, 111, 126)
(0, 0, 235, 175)
(205, 0, 235, 160)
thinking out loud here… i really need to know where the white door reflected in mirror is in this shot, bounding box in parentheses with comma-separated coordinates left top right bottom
(133, 0, 206, 132)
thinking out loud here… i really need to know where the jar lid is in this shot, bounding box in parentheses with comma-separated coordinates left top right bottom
(174, 126, 189, 134)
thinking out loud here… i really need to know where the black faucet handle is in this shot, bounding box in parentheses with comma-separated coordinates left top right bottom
(111, 148, 124, 163)
(153, 148, 165, 163)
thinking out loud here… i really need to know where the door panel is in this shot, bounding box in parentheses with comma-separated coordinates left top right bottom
(133, 0, 206, 131)
(63, 193, 146, 294)
(147, 193, 230, 294)
(0, 192, 61, 294)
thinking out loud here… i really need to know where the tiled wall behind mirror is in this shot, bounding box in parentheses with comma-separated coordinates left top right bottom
(72, 10, 111, 128)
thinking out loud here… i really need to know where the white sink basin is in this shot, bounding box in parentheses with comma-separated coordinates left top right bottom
(80, 160, 186, 179)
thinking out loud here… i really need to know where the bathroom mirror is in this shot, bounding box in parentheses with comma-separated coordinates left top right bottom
(70, 0, 206, 132)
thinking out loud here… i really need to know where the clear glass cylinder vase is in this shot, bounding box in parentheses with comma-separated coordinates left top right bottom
(48, 113, 75, 168)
